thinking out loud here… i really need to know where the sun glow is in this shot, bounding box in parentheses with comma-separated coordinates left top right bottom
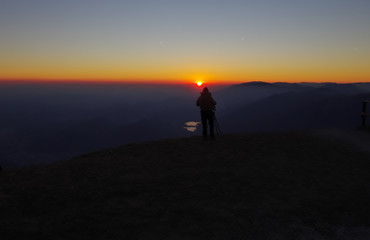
(196, 81, 203, 87)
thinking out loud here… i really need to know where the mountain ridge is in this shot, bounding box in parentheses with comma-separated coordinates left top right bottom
(1, 81, 370, 168)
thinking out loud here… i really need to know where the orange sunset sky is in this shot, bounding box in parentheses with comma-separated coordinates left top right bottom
(1, 0, 369, 84)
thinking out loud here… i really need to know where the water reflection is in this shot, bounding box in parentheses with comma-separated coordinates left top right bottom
(184, 121, 200, 132)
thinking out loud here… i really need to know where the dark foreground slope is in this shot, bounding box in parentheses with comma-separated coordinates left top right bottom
(1, 131, 370, 239)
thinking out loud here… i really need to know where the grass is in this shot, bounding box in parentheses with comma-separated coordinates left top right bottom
(1, 131, 370, 239)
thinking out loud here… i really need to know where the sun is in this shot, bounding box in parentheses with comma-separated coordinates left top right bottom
(196, 81, 203, 87)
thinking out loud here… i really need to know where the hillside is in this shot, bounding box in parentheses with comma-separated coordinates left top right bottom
(1, 82, 370, 168)
(1, 130, 370, 239)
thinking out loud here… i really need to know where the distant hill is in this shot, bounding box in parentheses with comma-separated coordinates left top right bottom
(215, 82, 370, 109)
(220, 91, 370, 132)
(1, 131, 370, 239)
(216, 82, 370, 133)
(215, 81, 305, 108)
(1, 82, 370, 167)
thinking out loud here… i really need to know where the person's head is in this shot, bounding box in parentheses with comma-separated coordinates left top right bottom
(202, 87, 209, 93)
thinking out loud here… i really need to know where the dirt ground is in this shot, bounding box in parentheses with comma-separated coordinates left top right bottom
(1, 130, 370, 239)
(314, 128, 370, 155)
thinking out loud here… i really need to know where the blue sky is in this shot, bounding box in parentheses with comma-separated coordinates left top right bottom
(1, 0, 369, 83)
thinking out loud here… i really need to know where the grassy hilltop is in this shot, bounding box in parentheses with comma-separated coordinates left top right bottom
(1, 130, 370, 239)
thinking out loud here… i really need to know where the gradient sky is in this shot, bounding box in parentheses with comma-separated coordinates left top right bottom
(1, 0, 369, 83)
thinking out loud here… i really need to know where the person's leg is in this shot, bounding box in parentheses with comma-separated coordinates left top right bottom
(201, 110, 208, 138)
(208, 111, 215, 139)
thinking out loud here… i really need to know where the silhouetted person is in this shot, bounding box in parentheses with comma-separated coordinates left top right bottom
(196, 87, 217, 139)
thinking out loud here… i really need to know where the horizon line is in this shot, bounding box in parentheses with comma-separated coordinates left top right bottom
(0, 79, 369, 85)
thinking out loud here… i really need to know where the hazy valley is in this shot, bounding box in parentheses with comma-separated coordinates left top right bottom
(1, 81, 370, 167)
